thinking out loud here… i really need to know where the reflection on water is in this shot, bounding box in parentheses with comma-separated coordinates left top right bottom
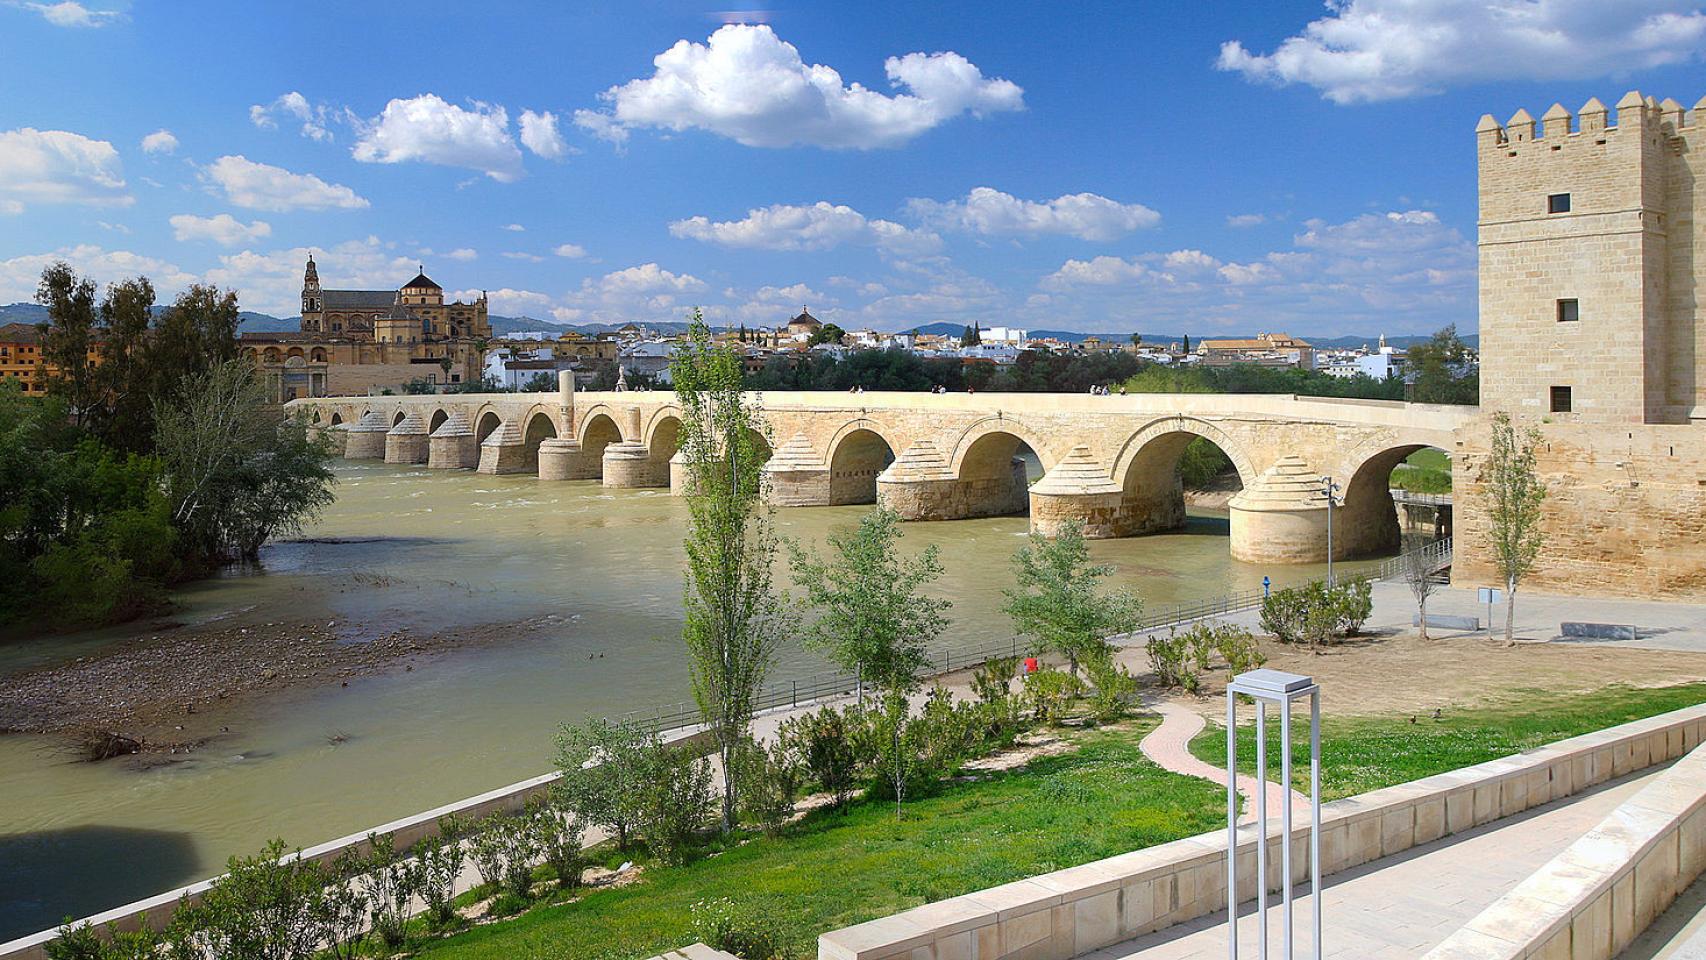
(0, 461, 1373, 939)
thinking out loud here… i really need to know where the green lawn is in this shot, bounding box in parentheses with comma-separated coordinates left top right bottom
(415, 683, 1706, 960)
(417, 722, 1224, 960)
(1389, 448, 1452, 494)
(1187, 683, 1706, 801)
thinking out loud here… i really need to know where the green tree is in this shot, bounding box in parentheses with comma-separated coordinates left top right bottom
(1407, 325, 1479, 405)
(35, 263, 101, 427)
(552, 717, 658, 849)
(671, 310, 788, 832)
(808, 322, 845, 346)
(1485, 412, 1547, 644)
(177, 839, 329, 960)
(959, 323, 982, 347)
(1004, 519, 1143, 678)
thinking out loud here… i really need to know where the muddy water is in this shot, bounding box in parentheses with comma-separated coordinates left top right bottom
(0, 461, 1374, 939)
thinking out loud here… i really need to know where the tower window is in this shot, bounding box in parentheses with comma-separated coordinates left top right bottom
(1547, 193, 1571, 214)
(1550, 386, 1573, 413)
(1556, 298, 1579, 322)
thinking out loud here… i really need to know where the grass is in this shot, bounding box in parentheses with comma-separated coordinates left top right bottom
(1389, 448, 1452, 494)
(417, 683, 1706, 960)
(416, 722, 1224, 960)
(1187, 682, 1706, 801)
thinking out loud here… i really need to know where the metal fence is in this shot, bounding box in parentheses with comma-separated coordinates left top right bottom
(614, 536, 1454, 735)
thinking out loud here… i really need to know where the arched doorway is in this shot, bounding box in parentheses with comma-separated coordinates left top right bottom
(1341, 444, 1453, 557)
(828, 428, 896, 505)
(476, 411, 502, 445)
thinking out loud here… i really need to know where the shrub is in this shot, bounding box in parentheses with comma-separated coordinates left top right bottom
(530, 797, 587, 892)
(45, 921, 105, 960)
(735, 738, 803, 836)
(1334, 578, 1374, 635)
(1082, 648, 1139, 721)
(689, 897, 788, 960)
(970, 655, 1018, 705)
(470, 813, 538, 901)
(411, 821, 466, 929)
(1261, 580, 1371, 649)
(1023, 667, 1083, 724)
(910, 687, 986, 785)
(1259, 587, 1309, 644)
(641, 746, 715, 864)
(777, 707, 859, 810)
(553, 717, 657, 849)
(181, 838, 332, 960)
(1213, 625, 1266, 676)
(358, 833, 416, 950)
(1145, 630, 1199, 692)
(314, 854, 368, 960)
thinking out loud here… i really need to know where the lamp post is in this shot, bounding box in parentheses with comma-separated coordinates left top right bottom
(1227, 669, 1322, 960)
(1319, 476, 1340, 586)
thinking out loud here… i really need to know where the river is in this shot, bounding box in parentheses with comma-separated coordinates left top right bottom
(0, 460, 1375, 940)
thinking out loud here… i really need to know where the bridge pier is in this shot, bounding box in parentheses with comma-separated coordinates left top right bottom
(477, 420, 530, 475)
(427, 413, 477, 469)
(602, 441, 664, 488)
(384, 413, 430, 464)
(309, 421, 347, 456)
(762, 434, 832, 506)
(878, 440, 1028, 521)
(1227, 455, 1337, 564)
(1028, 446, 1124, 538)
(668, 449, 691, 494)
(341, 412, 390, 460)
(538, 437, 599, 480)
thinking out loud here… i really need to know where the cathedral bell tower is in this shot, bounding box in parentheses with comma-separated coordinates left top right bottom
(301, 254, 323, 333)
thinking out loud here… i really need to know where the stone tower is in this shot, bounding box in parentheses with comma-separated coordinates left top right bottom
(1477, 92, 1706, 424)
(300, 255, 323, 333)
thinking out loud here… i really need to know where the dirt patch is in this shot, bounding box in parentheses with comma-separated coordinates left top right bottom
(0, 616, 564, 754)
(961, 730, 1077, 773)
(1114, 628, 1706, 719)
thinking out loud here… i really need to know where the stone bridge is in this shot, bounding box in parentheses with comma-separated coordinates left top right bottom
(286, 376, 1470, 565)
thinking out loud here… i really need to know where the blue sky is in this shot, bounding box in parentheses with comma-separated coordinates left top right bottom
(3, 0, 1705, 335)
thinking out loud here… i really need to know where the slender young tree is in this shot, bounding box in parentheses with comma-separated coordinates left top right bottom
(1402, 538, 1441, 641)
(671, 309, 787, 832)
(789, 507, 951, 814)
(1485, 412, 1547, 645)
(1004, 519, 1143, 677)
(35, 263, 101, 427)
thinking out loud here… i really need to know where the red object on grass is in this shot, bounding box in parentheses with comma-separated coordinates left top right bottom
(1024, 656, 1038, 673)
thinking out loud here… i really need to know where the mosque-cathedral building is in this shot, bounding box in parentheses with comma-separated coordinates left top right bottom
(241, 256, 491, 401)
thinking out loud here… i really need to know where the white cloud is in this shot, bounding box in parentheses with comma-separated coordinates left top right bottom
(551, 307, 584, 323)
(203, 155, 369, 212)
(670, 201, 939, 253)
(589, 262, 705, 295)
(443, 247, 478, 261)
(1226, 213, 1266, 228)
(1219, 0, 1706, 104)
(1041, 255, 1156, 289)
(249, 91, 340, 142)
(201, 236, 416, 316)
(140, 129, 178, 155)
(518, 109, 568, 160)
(1163, 249, 1222, 271)
(352, 94, 524, 182)
(0, 245, 196, 307)
(552, 243, 586, 259)
(169, 213, 271, 246)
(9, 1, 119, 28)
(502, 251, 545, 262)
(453, 287, 551, 315)
(1217, 261, 1278, 285)
(575, 24, 1023, 149)
(503, 223, 526, 232)
(0, 128, 130, 209)
(906, 187, 1159, 241)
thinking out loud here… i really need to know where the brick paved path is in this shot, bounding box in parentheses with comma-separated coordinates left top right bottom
(1138, 699, 1310, 823)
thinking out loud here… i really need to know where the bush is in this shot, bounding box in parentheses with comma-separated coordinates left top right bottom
(411, 819, 466, 929)
(641, 746, 714, 864)
(45, 921, 105, 960)
(689, 897, 788, 960)
(1213, 625, 1266, 676)
(180, 838, 332, 960)
(1023, 667, 1083, 724)
(470, 813, 539, 901)
(1082, 648, 1139, 721)
(1260, 579, 1371, 650)
(1145, 630, 1199, 692)
(971, 655, 1018, 705)
(359, 833, 417, 949)
(1334, 578, 1373, 635)
(553, 717, 657, 849)
(735, 738, 803, 836)
(530, 798, 587, 892)
(777, 707, 859, 811)
(1259, 587, 1309, 644)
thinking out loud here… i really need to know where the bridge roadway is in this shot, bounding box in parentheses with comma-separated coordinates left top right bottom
(286, 383, 1474, 566)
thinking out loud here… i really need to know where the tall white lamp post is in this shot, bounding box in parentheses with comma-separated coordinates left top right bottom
(1226, 669, 1322, 960)
(1319, 476, 1340, 586)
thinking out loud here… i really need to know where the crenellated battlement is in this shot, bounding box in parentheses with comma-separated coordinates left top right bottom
(1476, 90, 1706, 154)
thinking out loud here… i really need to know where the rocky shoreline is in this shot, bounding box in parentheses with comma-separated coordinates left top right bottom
(0, 615, 560, 757)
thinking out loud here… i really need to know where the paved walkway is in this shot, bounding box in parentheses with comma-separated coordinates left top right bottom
(1619, 872, 1706, 959)
(1089, 766, 1665, 960)
(1137, 699, 1309, 823)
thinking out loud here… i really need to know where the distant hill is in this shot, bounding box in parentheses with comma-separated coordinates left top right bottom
(0, 303, 1476, 350)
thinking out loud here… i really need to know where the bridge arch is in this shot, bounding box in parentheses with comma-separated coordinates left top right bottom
(826, 421, 899, 505)
(428, 408, 449, 433)
(1338, 441, 1454, 557)
(646, 412, 684, 485)
(1110, 417, 1257, 492)
(475, 410, 502, 445)
(578, 411, 623, 477)
(523, 410, 557, 469)
(391, 410, 407, 427)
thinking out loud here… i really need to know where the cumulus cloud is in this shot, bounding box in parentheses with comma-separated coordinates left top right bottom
(249, 91, 342, 142)
(589, 262, 704, 295)
(0, 245, 196, 307)
(502, 251, 544, 262)
(352, 94, 524, 182)
(670, 201, 939, 253)
(202, 155, 369, 212)
(453, 287, 551, 314)
(8, 1, 119, 28)
(140, 129, 178, 155)
(503, 222, 526, 232)
(575, 24, 1023, 149)
(906, 187, 1159, 241)
(1218, 0, 1706, 104)
(518, 109, 569, 160)
(1226, 213, 1267, 228)
(0, 127, 130, 210)
(169, 213, 271, 246)
(552, 243, 586, 258)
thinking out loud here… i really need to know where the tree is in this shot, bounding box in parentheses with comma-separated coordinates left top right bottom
(959, 323, 982, 347)
(1408, 325, 1479, 405)
(1402, 538, 1441, 641)
(552, 717, 657, 849)
(1004, 519, 1143, 678)
(1182, 334, 1191, 354)
(809, 322, 845, 346)
(1129, 332, 1143, 346)
(1485, 412, 1547, 645)
(670, 310, 787, 832)
(35, 262, 101, 427)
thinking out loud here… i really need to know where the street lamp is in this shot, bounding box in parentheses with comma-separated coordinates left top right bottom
(1319, 476, 1340, 585)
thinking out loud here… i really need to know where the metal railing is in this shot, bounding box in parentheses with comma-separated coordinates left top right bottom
(1390, 489, 1453, 507)
(612, 537, 1453, 735)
